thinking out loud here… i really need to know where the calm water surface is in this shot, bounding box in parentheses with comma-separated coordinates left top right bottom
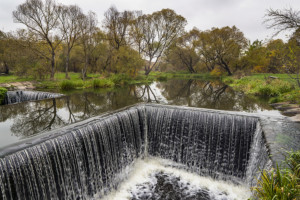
(0, 79, 280, 147)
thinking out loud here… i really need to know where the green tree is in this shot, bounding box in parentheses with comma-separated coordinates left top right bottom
(265, 39, 286, 73)
(241, 40, 268, 73)
(166, 29, 201, 73)
(202, 26, 247, 75)
(285, 30, 300, 87)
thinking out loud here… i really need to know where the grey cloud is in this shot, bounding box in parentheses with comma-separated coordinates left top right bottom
(0, 0, 299, 42)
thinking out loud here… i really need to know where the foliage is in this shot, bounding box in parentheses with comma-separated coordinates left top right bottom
(165, 28, 200, 73)
(210, 68, 225, 77)
(197, 26, 248, 75)
(252, 150, 300, 200)
(110, 73, 133, 85)
(156, 74, 168, 81)
(1, 3, 300, 84)
(0, 87, 7, 104)
(60, 80, 83, 90)
(112, 46, 144, 76)
(226, 74, 298, 104)
(92, 79, 114, 88)
(133, 8, 187, 75)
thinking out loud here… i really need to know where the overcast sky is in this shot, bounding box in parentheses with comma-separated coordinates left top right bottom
(0, 0, 299, 43)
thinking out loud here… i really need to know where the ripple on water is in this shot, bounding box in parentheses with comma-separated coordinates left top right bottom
(102, 158, 251, 200)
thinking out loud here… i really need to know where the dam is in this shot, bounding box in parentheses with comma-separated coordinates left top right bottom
(0, 103, 288, 200)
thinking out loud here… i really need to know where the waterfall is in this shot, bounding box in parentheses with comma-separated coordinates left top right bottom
(145, 105, 269, 186)
(0, 107, 145, 199)
(3, 91, 63, 105)
(0, 104, 271, 199)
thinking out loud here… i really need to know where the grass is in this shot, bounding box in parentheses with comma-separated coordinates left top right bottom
(0, 75, 34, 83)
(223, 74, 300, 104)
(0, 87, 7, 104)
(0, 71, 216, 91)
(92, 79, 114, 88)
(252, 150, 300, 200)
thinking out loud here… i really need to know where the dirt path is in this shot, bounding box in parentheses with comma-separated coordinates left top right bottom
(0, 81, 36, 90)
(271, 102, 300, 122)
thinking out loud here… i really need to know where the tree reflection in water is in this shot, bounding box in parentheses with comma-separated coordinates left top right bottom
(0, 79, 272, 139)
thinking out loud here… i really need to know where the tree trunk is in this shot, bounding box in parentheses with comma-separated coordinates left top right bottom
(50, 50, 55, 80)
(4, 62, 9, 74)
(145, 68, 151, 76)
(220, 59, 232, 76)
(65, 50, 70, 79)
(82, 55, 88, 80)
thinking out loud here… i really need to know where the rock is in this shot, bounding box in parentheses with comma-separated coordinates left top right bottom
(283, 108, 300, 116)
(290, 114, 300, 123)
(270, 102, 290, 106)
(268, 76, 278, 79)
(0, 81, 36, 90)
(277, 104, 299, 111)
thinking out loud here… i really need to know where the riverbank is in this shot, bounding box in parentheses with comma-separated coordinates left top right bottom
(223, 74, 300, 104)
(0, 71, 213, 91)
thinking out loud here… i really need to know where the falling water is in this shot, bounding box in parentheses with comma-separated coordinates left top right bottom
(0, 107, 146, 199)
(146, 105, 269, 186)
(3, 91, 63, 105)
(0, 104, 271, 199)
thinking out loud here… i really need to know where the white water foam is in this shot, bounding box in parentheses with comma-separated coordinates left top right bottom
(101, 157, 251, 200)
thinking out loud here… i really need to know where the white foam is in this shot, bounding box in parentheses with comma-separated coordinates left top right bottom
(101, 157, 251, 200)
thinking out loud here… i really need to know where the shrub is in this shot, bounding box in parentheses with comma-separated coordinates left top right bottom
(0, 87, 7, 104)
(257, 85, 278, 97)
(222, 77, 234, 84)
(210, 68, 224, 77)
(60, 80, 76, 90)
(269, 96, 284, 104)
(156, 74, 168, 81)
(110, 74, 132, 85)
(92, 79, 114, 88)
(251, 65, 268, 73)
(252, 150, 300, 200)
(275, 80, 294, 94)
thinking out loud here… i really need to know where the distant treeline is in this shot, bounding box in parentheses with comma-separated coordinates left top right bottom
(0, 0, 299, 81)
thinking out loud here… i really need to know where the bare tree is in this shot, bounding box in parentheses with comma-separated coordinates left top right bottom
(103, 6, 134, 50)
(134, 9, 187, 75)
(265, 8, 300, 36)
(13, 0, 63, 79)
(58, 5, 83, 79)
(265, 8, 300, 86)
(78, 11, 98, 79)
(129, 11, 144, 55)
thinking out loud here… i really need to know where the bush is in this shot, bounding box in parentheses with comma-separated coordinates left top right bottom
(60, 80, 77, 90)
(92, 79, 114, 88)
(0, 87, 7, 104)
(110, 74, 133, 85)
(255, 80, 294, 97)
(257, 85, 279, 97)
(222, 77, 234, 84)
(275, 80, 294, 94)
(210, 68, 224, 77)
(269, 96, 284, 104)
(252, 150, 300, 200)
(156, 74, 168, 81)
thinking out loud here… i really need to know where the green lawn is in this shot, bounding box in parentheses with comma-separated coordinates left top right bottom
(0, 75, 34, 83)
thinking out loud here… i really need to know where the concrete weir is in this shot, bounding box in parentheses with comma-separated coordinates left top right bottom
(2, 90, 63, 105)
(0, 104, 299, 199)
